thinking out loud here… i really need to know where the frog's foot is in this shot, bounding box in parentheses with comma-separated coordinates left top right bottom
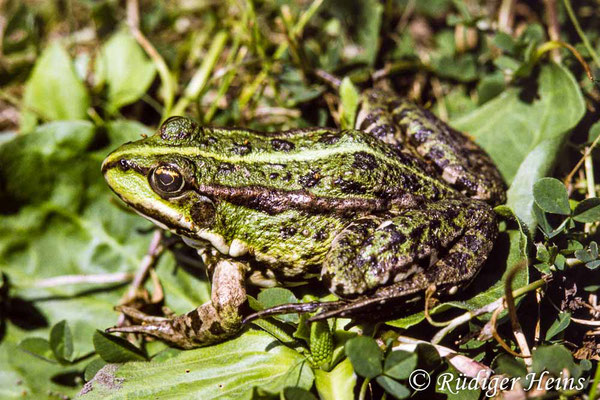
(108, 258, 248, 349)
(322, 198, 498, 302)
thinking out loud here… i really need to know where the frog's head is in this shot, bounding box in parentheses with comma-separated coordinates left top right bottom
(102, 116, 228, 252)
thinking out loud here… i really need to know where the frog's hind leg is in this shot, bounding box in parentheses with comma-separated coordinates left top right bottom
(108, 258, 248, 349)
(357, 89, 506, 205)
(321, 198, 497, 305)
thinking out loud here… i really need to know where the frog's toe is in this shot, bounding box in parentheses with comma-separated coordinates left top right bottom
(115, 305, 169, 323)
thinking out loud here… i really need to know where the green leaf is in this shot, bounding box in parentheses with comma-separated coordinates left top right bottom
(314, 358, 356, 400)
(92, 330, 147, 363)
(573, 198, 600, 222)
(545, 312, 571, 341)
(436, 365, 479, 400)
(96, 30, 157, 114)
(588, 120, 600, 143)
(81, 330, 314, 399)
(257, 287, 298, 323)
(344, 336, 383, 379)
(339, 77, 360, 129)
(283, 387, 318, 400)
(415, 343, 442, 370)
(0, 119, 202, 395)
(376, 375, 410, 399)
(533, 178, 571, 215)
(452, 63, 585, 230)
(84, 358, 107, 382)
(22, 42, 90, 130)
(492, 354, 527, 378)
(18, 338, 56, 363)
(493, 32, 517, 54)
(531, 344, 582, 379)
(383, 351, 417, 380)
(49, 320, 74, 363)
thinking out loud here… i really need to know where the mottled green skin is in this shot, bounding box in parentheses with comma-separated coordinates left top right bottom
(102, 89, 505, 348)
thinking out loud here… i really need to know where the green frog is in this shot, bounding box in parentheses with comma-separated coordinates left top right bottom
(102, 88, 505, 348)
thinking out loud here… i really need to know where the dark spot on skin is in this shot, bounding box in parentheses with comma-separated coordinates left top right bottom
(413, 128, 434, 143)
(280, 226, 297, 239)
(218, 163, 234, 174)
(409, 226, 425, 241)
(456, 175, 479, 194)
(206, 136, 217, 145)
(334, 177, 366, 195)
(386, 230, 406, 246)
(393, 108, 411, 122)
(188, 310, 203, 333)
(190, 200, 216, 227)
(271, 139, 295, 152)
(319, 133, 341, 144)
(282, 172, 292, 182)
(447, 252, 471, 273)
(428, 146, 445, 160)
(298, 171, 321, 188)
(463, 235, 482, 252)
(370, 124, 395, 139)
(359, 113, 378, 130)
(269, 173, 279, 180)
(400, 174, 422, 193)
(352, 152, 378, 170)
(388, 100, 403, 110)
(160, 116, 198, 140)
(209, 322, 225, 335)
(314, 229, 328, 241)
(232, 142, 252, 156)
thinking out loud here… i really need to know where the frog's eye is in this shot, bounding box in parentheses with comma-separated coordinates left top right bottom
(150, 165, 186, 197)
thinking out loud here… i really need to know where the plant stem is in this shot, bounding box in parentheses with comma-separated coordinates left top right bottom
(126, 0, 175, 117)
(359, 377, 371, 400)
(171, 31, 229, 117)
(589, 363, 600, 400)
(562, 0, 600, 69)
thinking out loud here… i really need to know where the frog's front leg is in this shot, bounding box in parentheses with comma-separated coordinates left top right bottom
(322, 198, 497, 299)
(109, 258, 248, 349)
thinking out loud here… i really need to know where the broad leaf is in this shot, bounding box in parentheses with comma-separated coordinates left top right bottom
(92, 330, 147, 363)
(96, 30, 157, 114)
(344, 336, 382, 379)
(452, 63, 585, 229)
(50, 320, 74, 363)
(0, 120, 204, 398)
(573, 198, 600, 223)
(314, 358, 356, 400)
(533, 178, 570, 215)
(21, 42, 90, 131)
(80, 330, 314, 399)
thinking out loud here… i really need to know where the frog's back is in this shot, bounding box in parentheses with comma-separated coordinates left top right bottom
(181, 126, 456, 208)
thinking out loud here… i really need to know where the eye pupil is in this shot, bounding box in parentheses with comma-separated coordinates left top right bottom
(151, 166, 185, 195)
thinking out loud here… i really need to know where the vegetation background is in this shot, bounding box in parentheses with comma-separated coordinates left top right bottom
(1, 0, 600, 398)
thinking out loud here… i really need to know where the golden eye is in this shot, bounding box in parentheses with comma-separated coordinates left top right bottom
(150, 165, 185, 196)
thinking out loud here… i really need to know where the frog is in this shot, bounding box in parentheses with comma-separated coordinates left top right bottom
(101, 88, 506, 349)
